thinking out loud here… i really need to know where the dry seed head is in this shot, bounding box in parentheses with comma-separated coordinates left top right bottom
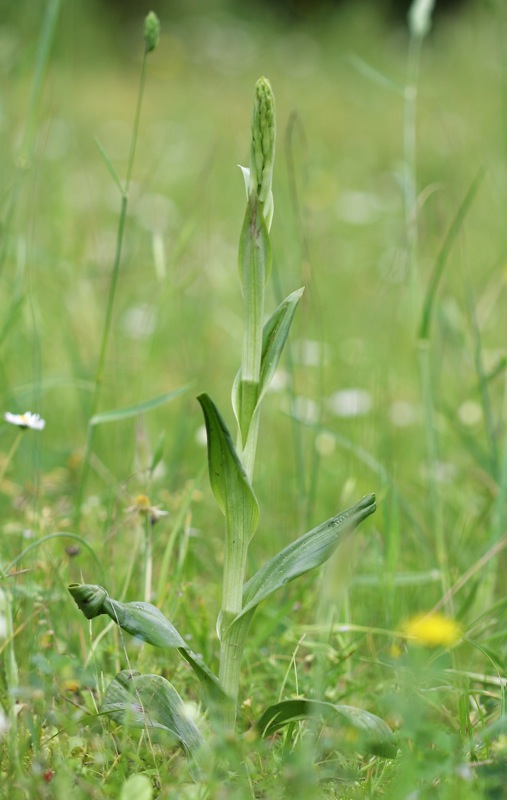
(144, 11, 160, 54)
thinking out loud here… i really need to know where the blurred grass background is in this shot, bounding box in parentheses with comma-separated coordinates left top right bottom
(1, 1, 507, 791)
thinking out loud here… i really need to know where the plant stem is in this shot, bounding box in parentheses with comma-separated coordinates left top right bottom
(404, 32, 422, 300)
(218, 78, 275, 723)
(75, 51, 149, 529)
(418, 339, 451, 610)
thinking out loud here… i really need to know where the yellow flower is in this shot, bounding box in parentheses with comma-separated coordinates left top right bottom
(403, 612, 462, 647)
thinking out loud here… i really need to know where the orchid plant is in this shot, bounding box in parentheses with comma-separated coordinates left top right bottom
(69, 72, 395, 770)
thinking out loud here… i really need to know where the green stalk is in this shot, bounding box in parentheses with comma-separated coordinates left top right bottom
(218, 78, 275, 716)
(403, 32, 422, 296)
(75, 16, 160, 528)
(417, 339, 450, 609)
(404, 0, 435, 308)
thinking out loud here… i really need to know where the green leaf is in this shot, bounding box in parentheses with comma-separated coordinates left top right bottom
(218, 496, 375, 663)
(232, 287, 304, 429)
(232, 494, 376, 632)
(103, 671, 205, 759)
(255, 698, 397, 759)
(419, 168, 484, 341)
(90, 385, 190, 426)
(197, 393, 259, 540)
(120, 774, 153, 800)
(68, 584, 226, 704)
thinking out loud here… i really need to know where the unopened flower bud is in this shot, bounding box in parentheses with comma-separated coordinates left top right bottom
(144, 11, 160, 54)
(249, 77, 276, 230)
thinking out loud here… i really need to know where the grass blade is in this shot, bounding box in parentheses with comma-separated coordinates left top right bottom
(94, 136, 124, 195)
(419, 168, 484, 341)
(90, 385, 190, 426)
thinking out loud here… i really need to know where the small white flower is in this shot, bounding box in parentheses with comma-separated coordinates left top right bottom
(4, 411, 46, 431)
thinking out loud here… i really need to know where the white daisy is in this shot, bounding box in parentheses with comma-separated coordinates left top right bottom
(4, 411, 46, 431)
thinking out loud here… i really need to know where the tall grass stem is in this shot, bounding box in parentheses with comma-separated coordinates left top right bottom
(75, 46, 151, 528)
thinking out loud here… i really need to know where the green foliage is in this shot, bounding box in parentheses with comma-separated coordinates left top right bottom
(68, 583, 225, 704)
(102, 671, 205, 758)
(255, 698, 397, 758)
(2, 0, 507, 797)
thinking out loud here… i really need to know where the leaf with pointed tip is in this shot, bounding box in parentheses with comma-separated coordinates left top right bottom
(255, 698, 397, 758)
(217, 495, 375, 660)
(232, 287, 305, 433)
(228, 494, 376, 637)
(102, 671, 205, 758)
(197, 393, 259, 542)
(68, 584, 226, 704)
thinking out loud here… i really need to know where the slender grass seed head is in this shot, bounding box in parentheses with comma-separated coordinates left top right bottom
(144, 11, 160, 54)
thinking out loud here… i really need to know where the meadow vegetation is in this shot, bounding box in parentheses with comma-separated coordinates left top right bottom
(1, 0, 507, 797)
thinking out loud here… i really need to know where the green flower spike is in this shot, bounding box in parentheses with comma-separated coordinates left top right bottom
(240, 77, 276, 231)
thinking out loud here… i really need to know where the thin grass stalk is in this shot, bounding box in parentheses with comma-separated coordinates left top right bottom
(417, 339, 451, 610)
(75, 22, 158, 528)
(75, 195, 128, 527)
(403, 32, 422, 297)
(404, 0, 435, 299)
